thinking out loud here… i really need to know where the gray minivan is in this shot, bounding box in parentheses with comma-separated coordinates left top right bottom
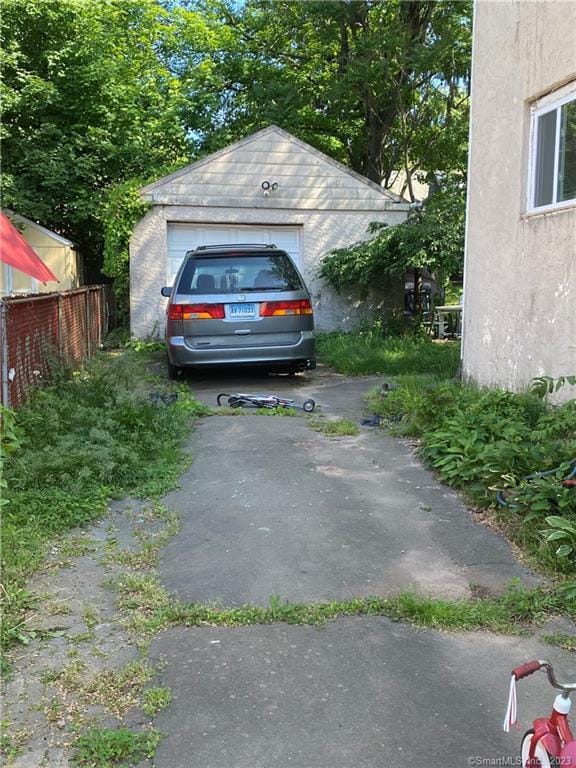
(161, 244, 316, 379)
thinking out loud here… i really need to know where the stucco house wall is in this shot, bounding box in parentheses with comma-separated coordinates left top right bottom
(0, 212, 81, 296)
(130, 126, 408, 338)
(462, 0, 576, 399)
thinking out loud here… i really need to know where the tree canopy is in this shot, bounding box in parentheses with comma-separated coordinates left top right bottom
(175, 0, 471, 190)
(1, 0, 191, 277)
(1, 0, 472, 293)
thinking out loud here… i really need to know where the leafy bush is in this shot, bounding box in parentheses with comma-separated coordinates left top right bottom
(369, 379, 576, 573)
(319, 185, 466, 294)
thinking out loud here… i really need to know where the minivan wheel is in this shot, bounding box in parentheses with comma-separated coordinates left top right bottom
(167, 356, 181, 380)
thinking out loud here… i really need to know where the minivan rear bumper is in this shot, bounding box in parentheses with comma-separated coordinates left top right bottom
(167, 331, 315, 368)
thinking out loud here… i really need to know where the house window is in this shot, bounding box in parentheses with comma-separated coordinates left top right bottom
(530, 89, 576, 211)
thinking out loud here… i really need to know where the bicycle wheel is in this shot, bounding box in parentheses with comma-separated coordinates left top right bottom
(521, 730, 559, 768)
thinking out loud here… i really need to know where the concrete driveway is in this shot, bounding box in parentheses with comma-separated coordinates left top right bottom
(145, 367, 571, 768)
(159, 367, 535, 604)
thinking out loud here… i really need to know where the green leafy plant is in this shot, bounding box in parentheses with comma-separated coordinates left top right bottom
(367, 366, 576, 572)
(530, 375, 576, 399)
(142, 687, 172, 717)
(543, 516, 576, 559)
(0, 406, 21, 510)
(319, 184, 466, 311)
(72, 726, 162, 767)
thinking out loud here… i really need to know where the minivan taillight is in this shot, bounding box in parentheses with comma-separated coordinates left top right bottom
(169, 303, 225, 320)
(260, 299, 313, 317)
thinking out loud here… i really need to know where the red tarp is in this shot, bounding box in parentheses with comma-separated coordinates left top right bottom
(0, 212, 59, 283)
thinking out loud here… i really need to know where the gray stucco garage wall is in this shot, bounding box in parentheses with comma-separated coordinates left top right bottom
(130, 204, 405, 338)
(462, 1, 576, 400)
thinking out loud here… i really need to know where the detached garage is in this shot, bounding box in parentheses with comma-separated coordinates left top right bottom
(130, 125, 408, 338)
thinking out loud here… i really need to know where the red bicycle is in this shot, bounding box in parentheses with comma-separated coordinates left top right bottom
(504, 659, 576, 767)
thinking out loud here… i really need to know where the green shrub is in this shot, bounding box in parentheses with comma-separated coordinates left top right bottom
(369, 378, 576, 573)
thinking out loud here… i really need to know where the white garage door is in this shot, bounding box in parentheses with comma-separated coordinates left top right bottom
(167, 224, 302, 283)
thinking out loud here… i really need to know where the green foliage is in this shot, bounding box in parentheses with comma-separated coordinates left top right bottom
(531, 375, 576, 399)
(316, 332, 460, 377)
(369, 376, 576, 573)
(188, 0, 471, 184)
(1, 0, 189, 276)
(0, 406, 20, 460)
(543, 516, 576, 559)
(419, 391, 549, 492)
(1, 0, 472, 284)
(72, 726, 162, 767)
(101, 180, 151, 322)
(0, 406, 21, 510)
(1, 350, 207, 654)
(319, 184, 466, 293)
(142, 687, 172, 717)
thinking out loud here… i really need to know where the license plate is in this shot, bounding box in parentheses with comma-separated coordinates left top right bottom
(228, 303, 257, 319)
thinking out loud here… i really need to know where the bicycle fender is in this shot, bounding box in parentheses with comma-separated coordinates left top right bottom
(533, 719, 562, 758)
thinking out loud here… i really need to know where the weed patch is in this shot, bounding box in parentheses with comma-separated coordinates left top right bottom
(103, 511, 180, 571)
(211, 406, 297, 416)
(316, 332, 460, 377)
(72, 726, 162, 767)
(0, 719, 32, 761)
(308, 418, 360, 437)
(1, 350, 207, 658)
(541, 632, 576, 652)
(142, 686, 172, 717)
(115, 580, 574, 636)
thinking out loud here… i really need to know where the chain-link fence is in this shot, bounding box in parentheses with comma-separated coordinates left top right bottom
(0, 285, 115, 409)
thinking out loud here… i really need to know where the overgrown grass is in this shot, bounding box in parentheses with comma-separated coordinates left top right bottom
(114, 572, 574, 638)
(367, 373, 576, 575)
(72, 726, 162, 767)
(541, 632, 576, 652)
(308, 418, 360, 437)
(316, 331, 460, 377)
(1, 350, 208, 656)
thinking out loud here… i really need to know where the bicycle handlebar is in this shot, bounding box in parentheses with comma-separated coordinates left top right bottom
(513, 660, 576, 691)
(513, 660, 541, 680)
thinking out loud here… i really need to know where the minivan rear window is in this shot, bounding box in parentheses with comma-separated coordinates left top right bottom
(177, 254, 304, 295)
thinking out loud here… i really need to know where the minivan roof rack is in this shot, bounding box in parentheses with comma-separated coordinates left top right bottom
(194, 243, 277, 252)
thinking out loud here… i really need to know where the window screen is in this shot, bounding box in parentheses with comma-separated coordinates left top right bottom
(534, 109, 557, 207)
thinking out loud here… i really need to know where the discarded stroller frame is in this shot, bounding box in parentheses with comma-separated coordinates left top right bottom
(217, 392, 316, 412)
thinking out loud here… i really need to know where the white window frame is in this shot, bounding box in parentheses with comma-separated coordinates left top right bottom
(528, 85, 576, 214)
